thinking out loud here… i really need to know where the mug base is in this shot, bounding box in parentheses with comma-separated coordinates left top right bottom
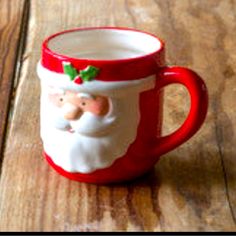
(43, 151, 159, 184)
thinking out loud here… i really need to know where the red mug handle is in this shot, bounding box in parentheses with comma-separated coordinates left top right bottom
(153, 66, 208, 157)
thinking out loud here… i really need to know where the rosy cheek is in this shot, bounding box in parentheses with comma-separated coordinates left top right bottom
(83, 97, 109, 116)
(48, 94, 64, 107)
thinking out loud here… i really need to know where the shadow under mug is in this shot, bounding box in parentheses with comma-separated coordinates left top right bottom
(37, 27, 208, 184)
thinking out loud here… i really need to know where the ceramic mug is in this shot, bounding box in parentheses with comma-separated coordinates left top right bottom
(37, 27, 208, 183)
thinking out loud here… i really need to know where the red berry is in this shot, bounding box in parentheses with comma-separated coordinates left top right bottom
(74, 76, 83, 84)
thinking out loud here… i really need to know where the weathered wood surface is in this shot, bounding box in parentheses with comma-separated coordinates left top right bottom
(0, 0, 26, 161)
(0, 0, 236, 232)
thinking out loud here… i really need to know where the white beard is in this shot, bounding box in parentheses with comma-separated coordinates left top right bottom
(40, 89, 141, 173)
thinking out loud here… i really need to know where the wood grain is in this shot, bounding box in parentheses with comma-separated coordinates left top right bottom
(0, 0, 27, 163)
(0, 0, 236, 231)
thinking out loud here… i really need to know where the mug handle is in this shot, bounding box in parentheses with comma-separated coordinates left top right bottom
(153, 66, 208, 157)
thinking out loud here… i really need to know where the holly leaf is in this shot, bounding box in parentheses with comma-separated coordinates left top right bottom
(79, 66, 99, 82)
(63, 62, 78, 81)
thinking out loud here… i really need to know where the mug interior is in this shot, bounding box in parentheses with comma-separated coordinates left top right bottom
(47, 28, 162, 60)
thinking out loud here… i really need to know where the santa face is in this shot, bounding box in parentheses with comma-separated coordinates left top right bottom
(40, 84, 141, 173)
(47, 88, 112, 136)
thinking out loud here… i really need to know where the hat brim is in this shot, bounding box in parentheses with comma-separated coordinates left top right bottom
(37, 62, 156, 97)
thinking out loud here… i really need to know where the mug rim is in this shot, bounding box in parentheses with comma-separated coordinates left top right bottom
(40, 27, 165, 82)
(42, 26, 165, 63)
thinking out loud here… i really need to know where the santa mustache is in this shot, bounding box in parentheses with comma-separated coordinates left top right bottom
(52, 110, 117, 137)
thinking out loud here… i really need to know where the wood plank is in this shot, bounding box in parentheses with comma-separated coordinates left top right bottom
(0, 0, 27, 162)
(0, 0, 236, 231)
(157, 0, 236, 231)
(214, 0, 236, 223)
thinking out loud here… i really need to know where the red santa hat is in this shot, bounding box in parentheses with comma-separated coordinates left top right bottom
(37, 61, 157, 97)
(37, 27, 165, 96)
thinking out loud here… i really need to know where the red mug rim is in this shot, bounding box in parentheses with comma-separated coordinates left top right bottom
(39, 27, 166, 82)
(42, 26, 165, 63)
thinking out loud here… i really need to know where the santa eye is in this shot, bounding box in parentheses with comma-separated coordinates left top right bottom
(81, 102, 86, 106)
(59, 98, 63, 102)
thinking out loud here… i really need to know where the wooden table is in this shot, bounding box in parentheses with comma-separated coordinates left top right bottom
(0, 0, 236, 232)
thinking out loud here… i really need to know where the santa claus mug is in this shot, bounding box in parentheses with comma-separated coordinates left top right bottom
(37, 27, 208, 184)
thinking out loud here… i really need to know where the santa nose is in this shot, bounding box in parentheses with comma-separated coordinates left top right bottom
(62, 103, 82, 120)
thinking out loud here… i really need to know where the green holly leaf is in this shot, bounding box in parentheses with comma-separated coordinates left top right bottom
(63, 62, 78, 81)
(79, 66, 99, 82)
